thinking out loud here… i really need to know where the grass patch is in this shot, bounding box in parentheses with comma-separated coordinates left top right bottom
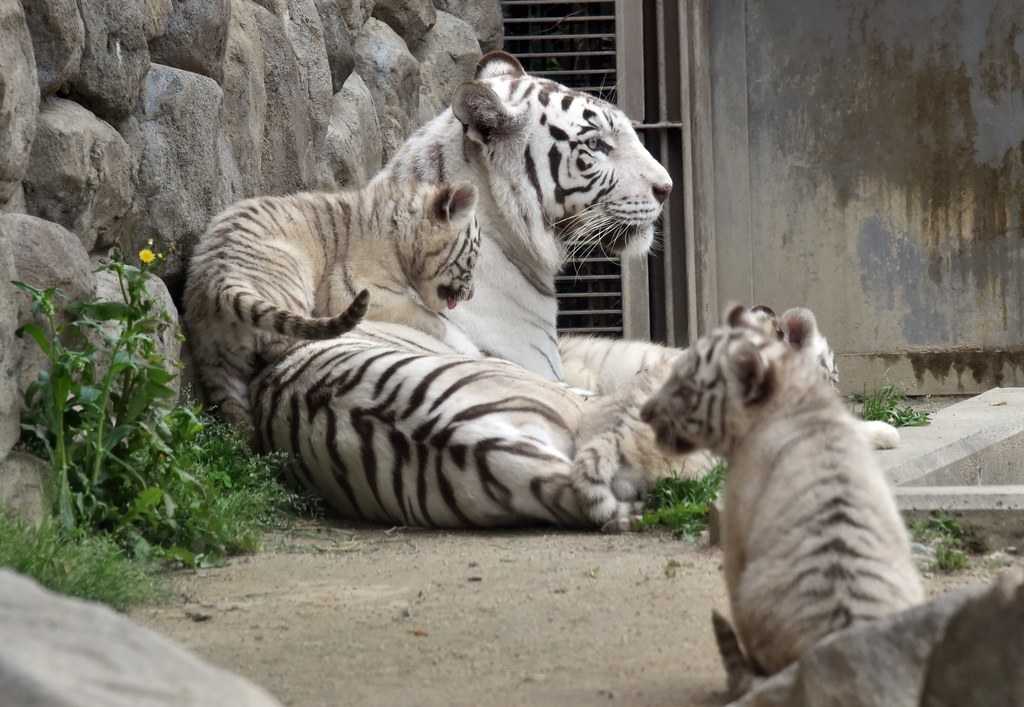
(0, 511, 162, 611)
(855, 382, 930, 427)
(909, 513, 971, 572)
(635, 462, 726, 537)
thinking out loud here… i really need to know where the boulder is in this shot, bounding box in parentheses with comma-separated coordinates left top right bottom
(728, 583, 994, 706)
(314, 0, 355, 93)
(411, 10, 480, 125)
(371, 0, 435, 45)
(148, 0, 230, 83)
(140, 0, 173, 40)
(0, 569, 284, 706)
(5, 214, 95, 398)
(0, 452, 51, 529)
(340, 0, 376, 31)
(324, 73, 383, 188)
(0, 235, 24, 465)
(919, 571, 1024, 707)
(23, 98, 135, 252)
(0, 0, 39, 206)
(21, 0, 84, 97)
(68, 0, 150, 120)
(284, 0, 333, 166)
(432, 0, 503, 53)
(123, 65, 222, 282)
(354, 18, 420, 162)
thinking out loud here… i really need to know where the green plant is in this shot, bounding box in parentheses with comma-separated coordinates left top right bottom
(909, 513, 971, 573)
(857, 382, 930, 427)
(14, 247, 291, 567)
(0, 510, 162, 610)
(635, 462, 726, 537)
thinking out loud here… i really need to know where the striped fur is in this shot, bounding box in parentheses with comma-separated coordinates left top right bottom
(249, 325, 713, 530)
(374, 51, 673, 380)
(640, 304, 923, 696)
(184, 180, 480, 427)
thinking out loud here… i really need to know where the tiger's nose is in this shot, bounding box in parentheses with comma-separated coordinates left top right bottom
(652, 183, 672, 203)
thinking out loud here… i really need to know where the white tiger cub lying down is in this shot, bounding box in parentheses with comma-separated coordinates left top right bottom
(249, 324, 713, 531)
(640, 304, 923, 698)
(184, 180, 480, 428)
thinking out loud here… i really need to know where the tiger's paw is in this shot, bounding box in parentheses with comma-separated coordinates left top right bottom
(598, 501, 646, 534)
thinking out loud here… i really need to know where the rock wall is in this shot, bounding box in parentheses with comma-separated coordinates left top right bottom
(0, 0, 501, 519)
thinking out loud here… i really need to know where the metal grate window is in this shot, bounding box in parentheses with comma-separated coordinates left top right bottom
(501, 1, 625, 337)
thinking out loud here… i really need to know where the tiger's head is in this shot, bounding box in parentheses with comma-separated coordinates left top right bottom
(451, 52, 672, 262)
(640, 304, 784, 456)
(414, 181, 480, 313)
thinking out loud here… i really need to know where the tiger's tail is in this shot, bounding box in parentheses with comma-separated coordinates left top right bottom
(711, 609, 763, 698)
(219, 287, 370, 341)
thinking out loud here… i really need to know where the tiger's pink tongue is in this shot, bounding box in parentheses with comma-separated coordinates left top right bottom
(447, 298, 457, 310)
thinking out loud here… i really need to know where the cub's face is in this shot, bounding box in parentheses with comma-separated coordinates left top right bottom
(640, 346, 719, 455)
(417, 217, 480, 313)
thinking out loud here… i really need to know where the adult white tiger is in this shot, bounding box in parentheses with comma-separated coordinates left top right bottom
(374, 51, 674, 382)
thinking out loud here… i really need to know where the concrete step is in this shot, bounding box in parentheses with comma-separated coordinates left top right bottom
(877, 387, 1024, 550)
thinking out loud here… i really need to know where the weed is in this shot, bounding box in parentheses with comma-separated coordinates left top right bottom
(635, 462, 726, 537)
(856, 383, 930, 427)
(0, 511, 162, 610)
(909, 513, 972, 573)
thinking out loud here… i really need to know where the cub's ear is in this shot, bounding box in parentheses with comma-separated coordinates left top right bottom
(748, 304, 783, 339)
(780, 307, 818, 351)
(729, 341, 772, 404)
(452, 81, 525, 147)
(475, 51, 526, 80)
(724, 302, 748, 328)
(435, 182, 478, 228)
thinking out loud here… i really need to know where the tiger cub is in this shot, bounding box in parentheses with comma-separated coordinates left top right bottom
(750, 305, 899, 450)
(640, 304, 923, 697)
(184, 180, 479, 427)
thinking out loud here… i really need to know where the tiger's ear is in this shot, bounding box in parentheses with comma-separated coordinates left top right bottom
(475, 51, 526, 80)
(729, 341, 772, 405)
(780, 307, 818, 352)
(435, 182, 478, 229)
(724, 302, 748, 328)
(452, 81, 525, 147)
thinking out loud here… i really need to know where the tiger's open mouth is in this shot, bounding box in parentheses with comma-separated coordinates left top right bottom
(437, 284, 474, 310)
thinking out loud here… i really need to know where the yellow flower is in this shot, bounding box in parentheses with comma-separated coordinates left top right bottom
(139, 248, 156, 264)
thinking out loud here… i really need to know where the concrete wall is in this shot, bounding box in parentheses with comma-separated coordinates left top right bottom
(709, 0, 1024, 394)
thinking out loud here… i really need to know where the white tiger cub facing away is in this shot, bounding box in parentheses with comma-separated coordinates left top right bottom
(184, 180, 480, 427)
(640, 304, 923, 697)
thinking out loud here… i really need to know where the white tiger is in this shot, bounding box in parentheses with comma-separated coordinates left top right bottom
(640, 304, 923, 697)
(250, 328, 713, 530)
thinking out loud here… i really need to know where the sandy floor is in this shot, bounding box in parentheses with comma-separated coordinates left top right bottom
(130, 519, 1016, 707)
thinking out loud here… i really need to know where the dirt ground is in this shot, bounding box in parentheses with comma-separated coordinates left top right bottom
(130, 520, 1016, 707)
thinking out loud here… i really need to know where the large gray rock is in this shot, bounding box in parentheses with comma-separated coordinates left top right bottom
(0, 569, 284, 706)
(0, 234, 23, 466)
(324, 73, 383, 188)
(23, 97, 135, 252)
(140, 0, 173, 40)
(221, 0, 326, 198)
(340, 0, 375, 31)
(354, 18, 420, 162)
(123, 65, 222, 281)
(728, 577, 1024, 707)
(919, 572, 1024, 707)
(314, 0, 355, 93)
(5, 214, 96, 398)
(432, 0, 503, 53)
(21, 0, 84, 97)
(68, 0, 150, 120)
(148, 0, 230, 82)
(371, 0, 435, 45)
(284, 0, 333, 167)
(0, 0, 39, 206)
(0, 452, 51, 529)
(411, 10, 480, 125)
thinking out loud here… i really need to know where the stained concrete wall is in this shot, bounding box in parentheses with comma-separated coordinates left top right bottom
(709, 0, 1024, 394)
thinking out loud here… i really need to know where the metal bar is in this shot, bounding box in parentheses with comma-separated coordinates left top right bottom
(503, 15, 616, 24)
(505, 33, 615, 41)
(508, 50, 617, 59)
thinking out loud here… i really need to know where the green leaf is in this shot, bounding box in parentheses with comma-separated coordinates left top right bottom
(70, 300, 136, 321)
(15, 323, 53, 358)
